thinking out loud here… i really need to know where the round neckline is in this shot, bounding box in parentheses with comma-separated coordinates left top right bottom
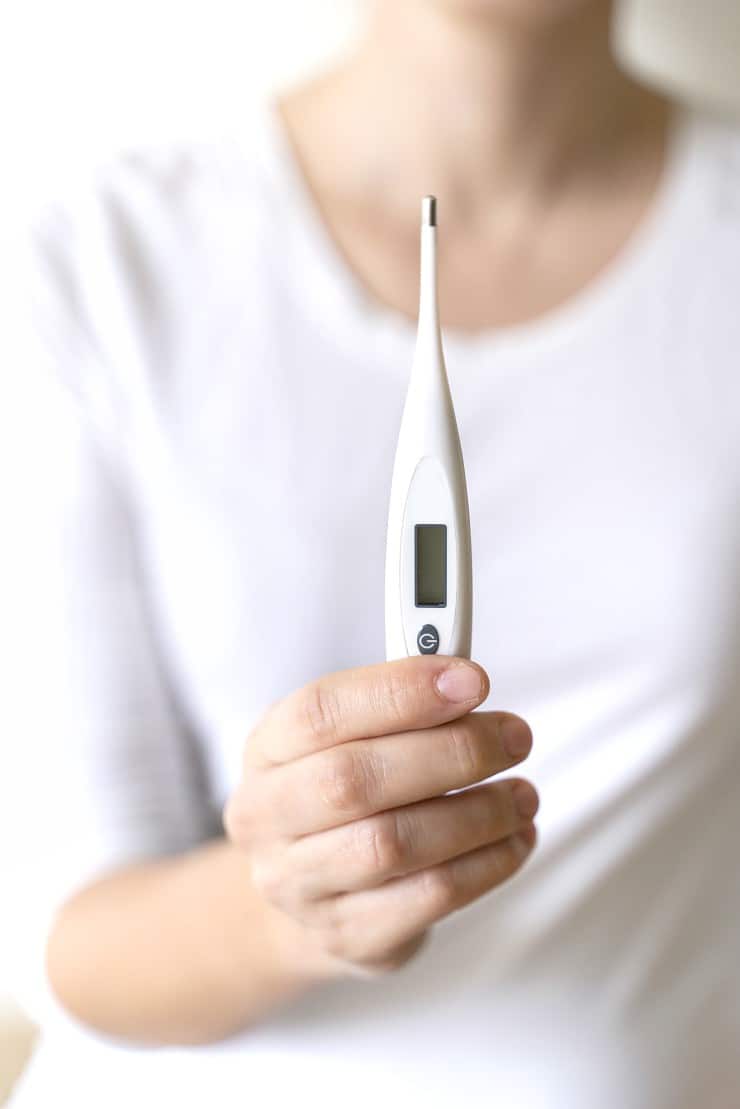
(253, 96, 699, 362)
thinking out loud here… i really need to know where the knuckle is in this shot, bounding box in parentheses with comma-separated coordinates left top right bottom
(446, 718, 487, 783)
(301, 679, 342, 745)
(318, 748, 372, 814)
(356, 811, 407, 877)
(222, 792, 253, 847)
(223, 776, 274, 847)
(248, 851, 283, 902)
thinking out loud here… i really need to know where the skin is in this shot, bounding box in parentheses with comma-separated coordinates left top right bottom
(47, 0, 672, 1044)
(277, 0, 672, 330)
(223, 656, 536, 979)
(47, 657, 536, 1042)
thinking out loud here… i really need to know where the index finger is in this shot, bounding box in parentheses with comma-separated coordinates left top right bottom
(249, 654, 490, 767)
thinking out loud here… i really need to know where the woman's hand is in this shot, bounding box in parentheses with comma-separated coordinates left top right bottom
(223, 655, 537, 981)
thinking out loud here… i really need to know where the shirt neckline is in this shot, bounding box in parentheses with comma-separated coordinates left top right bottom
(252, 95, 700, 362)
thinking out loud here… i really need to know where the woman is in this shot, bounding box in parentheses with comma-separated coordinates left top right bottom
(8, 0, 740, 1105)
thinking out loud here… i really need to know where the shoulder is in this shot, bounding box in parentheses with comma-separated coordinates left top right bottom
(9, 100, 284, 401)
(24, 99, 279, 263)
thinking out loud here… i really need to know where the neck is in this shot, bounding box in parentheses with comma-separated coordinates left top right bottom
(324, 0, 669, 221)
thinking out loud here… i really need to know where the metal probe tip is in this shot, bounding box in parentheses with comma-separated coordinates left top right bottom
(422, 195, 437, 227)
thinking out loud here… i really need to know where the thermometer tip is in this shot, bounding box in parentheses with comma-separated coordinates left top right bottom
(422, 195, 437, 228)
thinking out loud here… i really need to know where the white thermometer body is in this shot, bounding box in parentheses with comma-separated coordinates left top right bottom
(385, 197, 473, 661)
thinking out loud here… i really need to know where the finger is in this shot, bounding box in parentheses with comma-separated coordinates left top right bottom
(258, 709, 533, 837)
(282, 777, 539, 900)
(311, 824, 538, 968)
(248, 654, 490, 767)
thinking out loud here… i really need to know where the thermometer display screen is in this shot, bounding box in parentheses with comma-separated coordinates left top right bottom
(415, 524, 447, 607)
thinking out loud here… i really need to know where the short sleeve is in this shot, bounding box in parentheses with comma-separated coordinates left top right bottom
(0, 198, 220, 1022)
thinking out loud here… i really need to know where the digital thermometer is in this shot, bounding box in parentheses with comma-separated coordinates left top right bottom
(385, 196, 473, 661)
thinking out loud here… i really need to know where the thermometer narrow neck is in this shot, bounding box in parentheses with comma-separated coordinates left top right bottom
(415, 196, 446, 380)
(419, 223, 440, 338)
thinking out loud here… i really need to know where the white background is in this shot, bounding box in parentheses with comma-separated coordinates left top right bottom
(0, 1, 365, 217)
(1, 0, 739, 1022)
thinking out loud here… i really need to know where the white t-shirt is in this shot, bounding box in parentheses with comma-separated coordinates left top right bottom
(5, 98, 740, 1109)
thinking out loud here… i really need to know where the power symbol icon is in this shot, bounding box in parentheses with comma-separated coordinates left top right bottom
(417, 625, 440, 654)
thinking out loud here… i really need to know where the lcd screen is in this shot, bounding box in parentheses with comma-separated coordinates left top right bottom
(415, 524, 447, 606)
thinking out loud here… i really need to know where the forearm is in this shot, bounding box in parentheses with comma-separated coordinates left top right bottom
(45, 837, 338, 1046)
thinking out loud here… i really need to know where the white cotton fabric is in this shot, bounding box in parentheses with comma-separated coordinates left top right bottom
(5, 99, 740, 1108)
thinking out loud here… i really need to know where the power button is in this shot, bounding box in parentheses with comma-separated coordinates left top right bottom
(417, 624, 440, 654)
